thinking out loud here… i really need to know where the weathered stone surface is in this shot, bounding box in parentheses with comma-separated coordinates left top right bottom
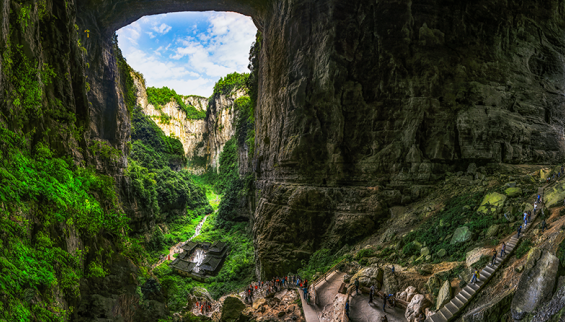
(350, 266, 383, 288)
(529, 284, 565, 322)
(436, 249, 447, 257)
(221, 297, 246, 322)
(505, 187, 522, 197)
(436, 280, 452, 310)
(405, 294, 432, 322)
(451, 226, 473, 244)
(477, 193, 507, 215)
(511, 250, 559, 320)
(425, 275, 441, 294)
(421, 247, 430, 257)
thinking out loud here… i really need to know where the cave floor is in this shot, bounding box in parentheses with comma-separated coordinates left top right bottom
(349, 293, 407, 322)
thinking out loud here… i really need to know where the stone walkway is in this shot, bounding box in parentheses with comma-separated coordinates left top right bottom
(426, 183, 550, 322)
(349, 292, 407, 322)
(298, 271, 347, 322)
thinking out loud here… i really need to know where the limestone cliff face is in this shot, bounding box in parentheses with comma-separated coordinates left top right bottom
(207, 89, 248, 169)
(131, 73, 208, 172)
(131, 72, 246, 173)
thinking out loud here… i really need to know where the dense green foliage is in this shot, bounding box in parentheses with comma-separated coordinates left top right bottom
(212, 72, 249, 96)
(131, 107, 186, 169)
(147, 86, 206, 120)
(558, 238, 565, 268)
(403, 192, 513, 263)
(471, 255, 490, 269)
(0, 129, 130, 321)
(297, 248, 345, 281)
(154, 212, 254, 305)
(515, 239, 533, 259)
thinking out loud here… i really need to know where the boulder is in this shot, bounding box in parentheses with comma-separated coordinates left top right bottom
(220, 297, 246, 322)
(437, 249, 447, 257)
(421, 247, 430, 257)
(350, 266, 383, 288)
(451, 226, 473, 244)
(504, 187, 522, 197)
(477, 192, 507, 215)
(436, 280, 452, 310)
(343, 274, 351, 283)
(252, 298, 266, 310)
(405, 294, 432, 322)
(383, 269, 399, 295)
(544, 182, 565, 208)
(466, 247, 491, 267)
(425, 275, 441, 293)
(511, 249, 559, 320)
(485, 225, 499, 238)
(506, 182, 517, 188)
(193, 287, 213, 302)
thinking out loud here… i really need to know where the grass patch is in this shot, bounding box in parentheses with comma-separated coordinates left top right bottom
(515, 239, 533, 259)
(402, 192, 511, 263)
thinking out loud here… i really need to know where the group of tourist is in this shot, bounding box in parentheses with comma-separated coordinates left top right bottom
(194, 300, 212, 314)
(243, 275, 309, 303)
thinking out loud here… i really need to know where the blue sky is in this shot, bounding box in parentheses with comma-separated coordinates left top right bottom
(116, 12, 257, 97)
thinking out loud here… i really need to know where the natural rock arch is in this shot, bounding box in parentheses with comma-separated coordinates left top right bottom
(75, 0, 565, 279)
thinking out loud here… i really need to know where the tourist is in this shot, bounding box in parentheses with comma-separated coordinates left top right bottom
(538, 194, 541, 202)
(369, 284, 375, 303)
(382, 315, 389, 322)
(517, 225, 522, 238)
(491, 249, 497, 267)
(541, 219, 547, 233)
(354, 278, 360, 295)
(303, 287, 308, 303)
(501, 242, 506, 257)
(527, 212, 531, 224)
(391, 265, 395, 276)
(345, 301, 350, 318)
(388, 294, 396, 308)
(470, 271, 478, 285)
(382, 294, 388, 312)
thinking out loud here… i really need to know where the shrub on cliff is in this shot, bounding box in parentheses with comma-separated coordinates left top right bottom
(147, 86, 206, 120)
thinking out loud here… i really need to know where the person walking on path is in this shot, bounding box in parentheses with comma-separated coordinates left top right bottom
(369, 284, 375, 303)
(517, 225, 522, 238)
(470, 271, 478, 284)
(390, 265, 395, 276)
(383, 294, 388, 312)
(491, 249, 497, 267)
(541, 219, 547, 233)
(345, 301, 350, 319)
(501, 242, 506, 257)
(354, 278, 360, 295)
(527, 212, 531, 224)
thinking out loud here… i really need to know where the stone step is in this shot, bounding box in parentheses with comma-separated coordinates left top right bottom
(440, 306, 453, 319)
(455, 293, 468, 304)
(459, 290, 472, 300)
(467, 283, 479, 292)
(437, 309, 449, 322)
(432, 312, 447, 322)
(445, 302, 458, 315)
(483, 266, 495, 274)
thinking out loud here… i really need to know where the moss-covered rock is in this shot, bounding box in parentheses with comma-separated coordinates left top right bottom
(477, 192, 507, 215)
(436, 280, 452, 310)
(504, 187, 522, 197)
(220, 297, 247, 322)
(544, 182, 565, 208)
(486, 225, 499, 238)
(451, 226, 473, 244)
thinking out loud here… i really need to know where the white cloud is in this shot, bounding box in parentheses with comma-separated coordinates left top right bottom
(116, 12, 257, 97)
(152, 23, 172, 34)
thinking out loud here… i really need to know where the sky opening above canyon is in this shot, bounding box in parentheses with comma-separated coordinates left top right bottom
(117, 12, 257, 97)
